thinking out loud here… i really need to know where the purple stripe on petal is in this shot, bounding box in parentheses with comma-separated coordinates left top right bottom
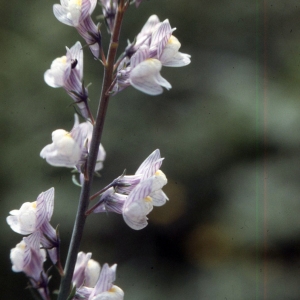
(23, 241, 32, 269)
(151, 19, 173, 57)
(135, 149, 161, 176)
(79, 0, 92, 22)
(93, 263, 116, 295)
(36, 193, 48, 230)
(44, 188, 55, 220)
(131, 46, 149, 69)
(125, 177, 153, 207)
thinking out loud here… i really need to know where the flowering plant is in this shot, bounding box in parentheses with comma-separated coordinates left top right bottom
(6, 1, 190, 299)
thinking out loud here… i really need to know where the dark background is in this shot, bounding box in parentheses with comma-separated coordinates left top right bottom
(1, 0, 300, 299)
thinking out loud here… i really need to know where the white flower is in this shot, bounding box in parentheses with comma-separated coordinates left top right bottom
(159, 35, 191, 67)
(122, 174, 167, 230)
(53, 0, 97, 27)
(113, 16, 191, 95)
(113, 149, 162, 195)
(7, 188, 54, 235)
(40, 114, 106, 172)
(10, 241, 26, 273)
(41, 129, 82, 168)
(116, 46, 172, 96)
(44, 42, 93, 118)
(10, 232, 47, 286)
(7, 188, 59, 264)
(73, 252, 101, 288)
(130, 57, 171, 95)
(122, 149, 168, 230)
(53, 0, 101, 57)
(88, 264, 124, 300)
(44, 41, 83, 89)
(92, 150, 168, 230)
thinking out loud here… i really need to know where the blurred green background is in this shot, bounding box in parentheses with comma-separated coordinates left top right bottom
(1, 0, 300, 299)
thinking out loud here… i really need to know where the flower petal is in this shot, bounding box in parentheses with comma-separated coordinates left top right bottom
(53, 4, 74, 26)
(130, 45, 149, 69)
(40, 129, 81, 168)
(7, 202, 37, 235)
(36, 188, 54, 229)
(92, 285, 124, 300)
(135, 149, 163, 180)
(130, 59, 171, 95)
(159, 36, 191, 67)
(137, 15, 160, 40)
(123, 178, 154, 230)
(123, 200, 152, 230)
(150, 19, 173, 58)
(91, 264, 117, 297)
(149, 189, 168, 206)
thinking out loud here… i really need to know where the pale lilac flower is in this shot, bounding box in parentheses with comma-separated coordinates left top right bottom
(100, 0, 118, 33)
(53, 0, 101, 57)
(7, 188, 54, 235)
(117, 149, 166, 194)
(10, 233, 46, 276)
(157, 34, 191, 67)
(122, 149, 168, 229)
(74, 263, 123, 300)
(93, 149, 165, 208)
(73, 252, 101, 288)
(122, 175, 166, 230)
(122, 178, 153, 230)
(93, 150, 168, 230)
(7, 188, 59, 263)
(115, 45, 172, 96)
(113, 16, 191, 95)
(147, 18, 191, 67)
(40, 114, 106, 173)
(44, 41, 92, 119)
(44, 42, 83, 88)
(129, 48, 172, 95)
(10, 232, 49, 298)
(88, 264, 124, 300)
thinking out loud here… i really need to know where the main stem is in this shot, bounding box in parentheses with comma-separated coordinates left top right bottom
(57, 3, 125, 299)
